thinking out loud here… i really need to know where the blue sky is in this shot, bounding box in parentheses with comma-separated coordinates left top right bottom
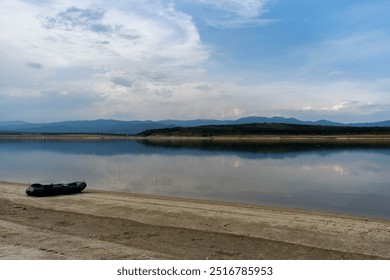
(1, 0, 389, 123)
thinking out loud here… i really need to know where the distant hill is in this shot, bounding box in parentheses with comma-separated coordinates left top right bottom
(0, 117, 389, 135)
(0, 119, 174, 135)
(349, 120, 390, 127)
(0, 120, 29, 127)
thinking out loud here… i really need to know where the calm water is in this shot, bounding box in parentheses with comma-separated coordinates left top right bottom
(1, 139, 390, 219)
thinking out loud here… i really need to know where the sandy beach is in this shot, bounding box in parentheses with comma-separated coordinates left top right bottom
(1, 181, 389, 260)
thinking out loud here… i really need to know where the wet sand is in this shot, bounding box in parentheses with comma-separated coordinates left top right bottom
(1, 181, 389, 260)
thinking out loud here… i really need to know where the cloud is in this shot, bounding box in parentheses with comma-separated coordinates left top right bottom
(0, 0, 211, 121)
(237, 79, 390, 122)
(110, 76, 134, 88)
(296, 97, 389, 123)
(42, 6, 106, 30)
(186, 0, 277, 28)
(1, 0, 389, 123)
(206, 17, 278, 29)
(0, 0, 209, 67)
(320, 101, 359, 111)
(42, 6, 141, 40)
(193, 0, 272, 18)
(26, 62, 43, 69)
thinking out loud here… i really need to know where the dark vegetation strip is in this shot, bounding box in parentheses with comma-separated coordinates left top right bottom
(138, 123, 390, 137)
(1, 123, 390, 138)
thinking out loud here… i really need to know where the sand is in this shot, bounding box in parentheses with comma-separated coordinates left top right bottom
(1, 181, 389, 260)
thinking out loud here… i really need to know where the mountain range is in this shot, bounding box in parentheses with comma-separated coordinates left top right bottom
(0, 117, 389, 135)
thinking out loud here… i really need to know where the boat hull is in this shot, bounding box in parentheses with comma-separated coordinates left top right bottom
(26, 181, 87, 197)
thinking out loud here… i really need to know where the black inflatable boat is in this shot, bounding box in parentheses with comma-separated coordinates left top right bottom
(26, 181, 87, 197)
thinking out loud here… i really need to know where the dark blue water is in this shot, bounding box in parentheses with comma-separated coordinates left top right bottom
(1, 139, 389, 219)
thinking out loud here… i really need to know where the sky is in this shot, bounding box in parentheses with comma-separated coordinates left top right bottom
(1, 0, 390, 123)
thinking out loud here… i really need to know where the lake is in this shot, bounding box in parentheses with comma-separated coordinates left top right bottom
(1, 139, 390, 219)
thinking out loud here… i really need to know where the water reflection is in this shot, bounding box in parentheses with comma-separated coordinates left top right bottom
(1, 138, 390, 157)
(0, 139, 389, 218)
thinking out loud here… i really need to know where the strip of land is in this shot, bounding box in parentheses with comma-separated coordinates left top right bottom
(1, 133, 390, 144)
(1, 181, 389, 260)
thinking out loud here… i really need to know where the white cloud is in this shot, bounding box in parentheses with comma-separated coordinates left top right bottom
(193, 0, 272, 18)
(320, 101, 358, 111)
(0, 0, 208, 69)
(1, 0, 390, 123)
(222, 79, 390, 122)
(0, 0, 211, 121)
(187, 0, 277, 28)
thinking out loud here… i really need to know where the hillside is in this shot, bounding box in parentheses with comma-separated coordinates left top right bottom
(138, 123, 390, 137)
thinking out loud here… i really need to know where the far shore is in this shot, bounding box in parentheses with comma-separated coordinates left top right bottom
(1, 133, 390, 144)
(1, 181, 389, 260)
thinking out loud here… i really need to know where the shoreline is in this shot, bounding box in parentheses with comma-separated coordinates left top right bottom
(1, 133, 390, 144)
(1, 181, 389, 259)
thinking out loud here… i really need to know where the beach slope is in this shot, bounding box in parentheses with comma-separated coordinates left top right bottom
(1, 182, 389, 259)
